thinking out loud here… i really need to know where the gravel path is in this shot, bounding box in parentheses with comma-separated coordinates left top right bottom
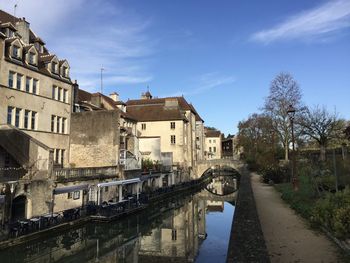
(251, 173, 340, 263)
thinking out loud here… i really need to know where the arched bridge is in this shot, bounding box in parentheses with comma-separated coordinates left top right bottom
(195, 158, 244, 178)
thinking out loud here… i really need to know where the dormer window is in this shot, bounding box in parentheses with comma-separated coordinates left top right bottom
(51, 62, 57, 73)
(8, 29, 14, 37)
(62, 66, 69, 78)
(29, 52, 36, 65)
(12, 45, 20, 58)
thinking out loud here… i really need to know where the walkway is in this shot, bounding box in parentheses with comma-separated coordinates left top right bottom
(251, 173, 339, 263)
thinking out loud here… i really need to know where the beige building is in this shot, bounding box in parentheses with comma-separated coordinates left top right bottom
(126, 92, 204, 178)
(204, 128, 222, 160)
(0, 10, 73, 168)
(0, 10, 75, 222)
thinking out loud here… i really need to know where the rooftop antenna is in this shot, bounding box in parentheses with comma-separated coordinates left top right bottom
(100, 66, 105, 94)
(14, 4, 18, 17)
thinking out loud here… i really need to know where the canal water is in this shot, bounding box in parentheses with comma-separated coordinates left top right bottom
(0, 175, 237, 263)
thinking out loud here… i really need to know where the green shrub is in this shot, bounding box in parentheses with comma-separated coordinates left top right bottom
(310, 187, 350, 239)
(260, 165, 289, 184)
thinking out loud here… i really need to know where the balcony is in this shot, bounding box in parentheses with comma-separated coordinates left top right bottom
(54, 166, 119, 182)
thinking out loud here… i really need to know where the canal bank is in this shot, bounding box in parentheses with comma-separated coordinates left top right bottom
(251, 173, 340, 263)
(227, 168, 270, 263)
(0, 175, 211, 250)
(0, 174, 238, 262)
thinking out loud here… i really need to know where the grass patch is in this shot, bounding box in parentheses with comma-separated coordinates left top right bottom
(275, 175, 317, 220)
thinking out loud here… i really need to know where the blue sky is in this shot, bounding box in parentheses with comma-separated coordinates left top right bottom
(2, 0, 350, 135)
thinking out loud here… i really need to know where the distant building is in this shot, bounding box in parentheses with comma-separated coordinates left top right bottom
(204, 128, 222, 160)
(126, 92, 204, 180)
(222, 134, 235, 159)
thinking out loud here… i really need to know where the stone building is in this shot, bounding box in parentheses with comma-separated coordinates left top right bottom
(222, 134, 235, 159)
(73, 88, 140, 169)
(204, 128, 222, 160)
(0, 10, 73, 168)
(126, 92, 204, 179)
(0, 9, 74, 222)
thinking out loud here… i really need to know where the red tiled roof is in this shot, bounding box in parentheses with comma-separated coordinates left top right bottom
(0, 10, 19, 25)
(126, 96, 193, 111)
(78, 89, 93, 102)
(205, 130, 221, 138)
(126, 104, 187, 122)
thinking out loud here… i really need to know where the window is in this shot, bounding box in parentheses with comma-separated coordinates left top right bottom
(8, 71, 14, 88)
(24, 110, 30, 129)
(31, 111, 37, 130)
(104, 186, 108, 192)
(26, 77, 31, 92)
(56, 117, 60, 133)
(15, 108, 21, 127)
(16, 74, 22, 90)
(67, 192, 72, 199)
(61, 149, 65, 165)
(51, 62, 57, 73)
(12, 45, 19, 58)
(55, 149, 59, 164)
(52, 85, 56, 99)
(33, 79, 38, 94)
(170, 122, 175, 129)
(58, 87, 62, 101)
(8, 29, 14, 38)
(63, 66, 68, 77)
(63, 89, 67, 103)
(51, 115, 55, 132)
(7, 106, 13, 125)
(73, 191, 80, 200)
(209, 147, 212, 152)
(62, 118, 66, 134)
(172, 229, 177, 241)
(141, 123, 146, 130)
(29, 52, 35, 64)
(213, 139, 216, 143)
(213, 147, 216, 153)
(171, 135, 176, 144)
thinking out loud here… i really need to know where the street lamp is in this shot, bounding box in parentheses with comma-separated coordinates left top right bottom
(287, 105, 298, 191)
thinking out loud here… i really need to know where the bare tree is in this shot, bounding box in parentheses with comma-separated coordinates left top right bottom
(300, 105, 344, 161)
(264, 72, 304, 161)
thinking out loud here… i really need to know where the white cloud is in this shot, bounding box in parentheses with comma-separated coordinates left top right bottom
(251, 0, 350, 44)
(166, 72, 236, 97)
(1, 0, 155, 91)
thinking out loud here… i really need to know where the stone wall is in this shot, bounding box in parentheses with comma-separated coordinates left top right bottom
(69, 110, 120, 167)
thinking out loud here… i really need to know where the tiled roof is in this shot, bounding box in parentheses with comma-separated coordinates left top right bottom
(78, 89, 93, 102)
(189, 103, 204, 122)
(205, 130, 221, 138)
(39, 54, 56, 63)
(126, 104, 187, 122)
(0, 10, 18, 25)
(126, 96, 193, 111)
(77, 89, 137, 121)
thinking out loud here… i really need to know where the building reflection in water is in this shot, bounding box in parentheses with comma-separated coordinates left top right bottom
(0, 175, 237, 263)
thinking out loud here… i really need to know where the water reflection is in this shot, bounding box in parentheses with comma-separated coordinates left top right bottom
(0, 175, 237, 263)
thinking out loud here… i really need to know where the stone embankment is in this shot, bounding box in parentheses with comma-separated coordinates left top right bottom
(227, 168, 270, 263)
